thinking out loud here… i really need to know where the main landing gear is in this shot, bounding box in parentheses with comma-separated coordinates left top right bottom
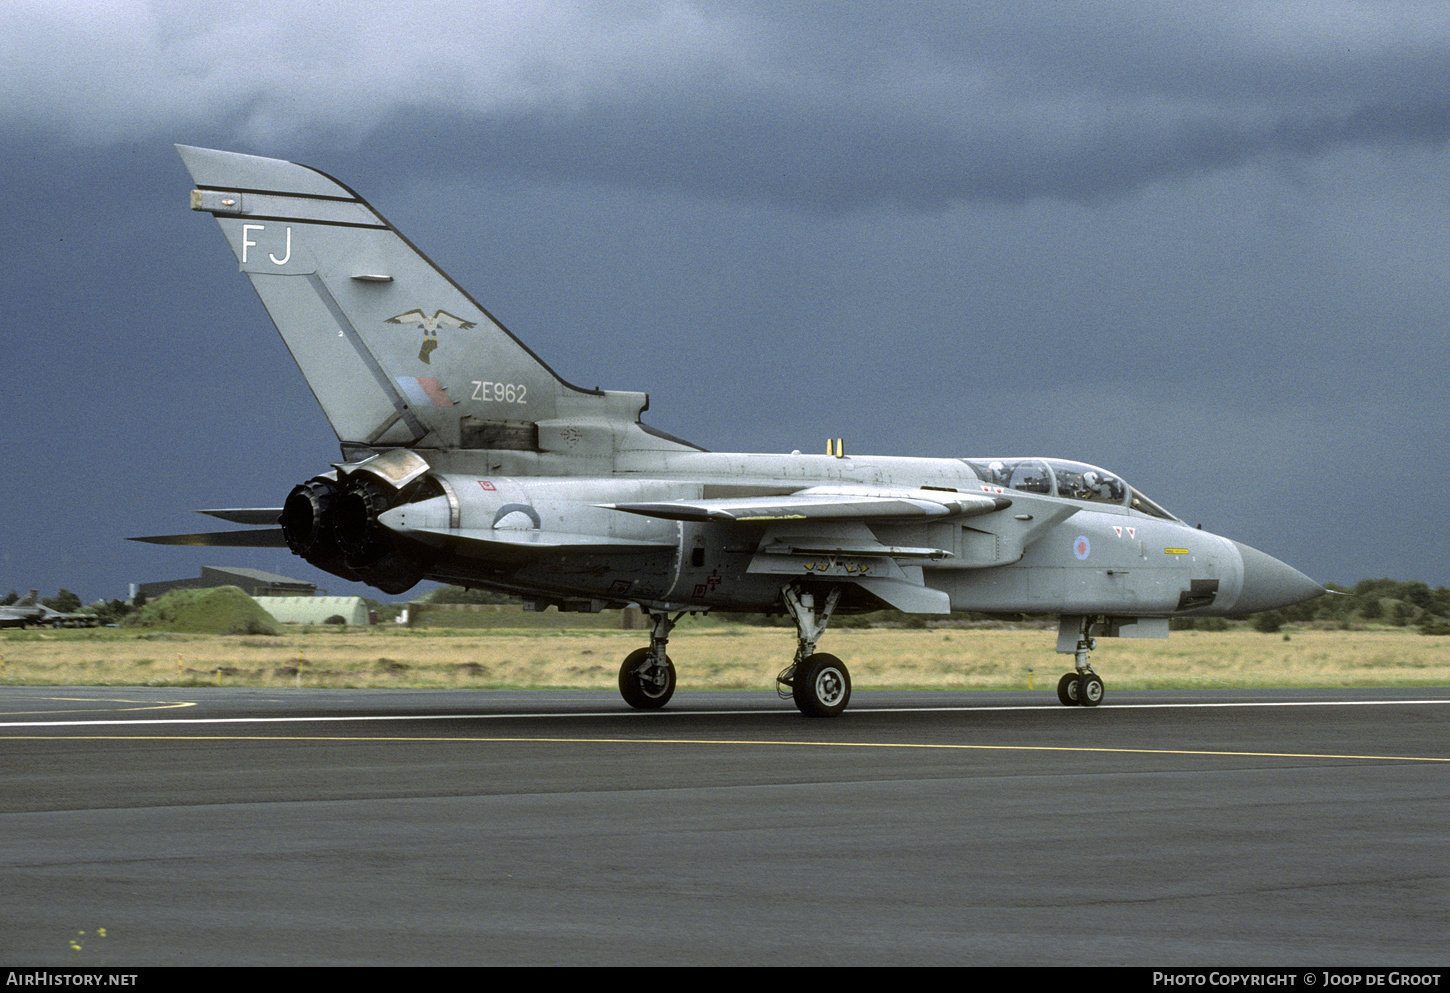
(1056, 615, 1106, 707)
(775, 585, 850, 718)
(618, 609, 682, 710)
(618, 585, 854, 718)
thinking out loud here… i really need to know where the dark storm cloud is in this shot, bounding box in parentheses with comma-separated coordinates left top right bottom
(360, 90, 1450, 212)
(9, 3, 1450, 209)
(302, 3, 1450, 209)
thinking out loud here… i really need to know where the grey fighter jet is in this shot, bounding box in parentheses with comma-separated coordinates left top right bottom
(0, 591, 51, 628)
(0, 591, 93, 629)
(135, 145, 1324, 717)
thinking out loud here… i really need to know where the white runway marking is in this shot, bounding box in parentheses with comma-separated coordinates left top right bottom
(2, 695, 1448, 729)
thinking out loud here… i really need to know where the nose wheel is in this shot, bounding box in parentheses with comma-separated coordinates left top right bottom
(1056, 669, 1105, 707)
(1057, 671, 1080, 705)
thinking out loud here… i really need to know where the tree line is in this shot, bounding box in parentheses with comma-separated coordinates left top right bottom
(1232, 578, 1450, 635)
(6, 578, 1450, 635)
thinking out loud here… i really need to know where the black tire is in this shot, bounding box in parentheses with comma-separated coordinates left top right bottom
(1057, 672, 1081, 706)
(792, 653, 851, 718)
(1077, 672, 1104, 708)
(618, 648, 676, 710)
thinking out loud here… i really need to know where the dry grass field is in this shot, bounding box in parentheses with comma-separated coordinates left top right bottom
(2, 623, 1447, 692)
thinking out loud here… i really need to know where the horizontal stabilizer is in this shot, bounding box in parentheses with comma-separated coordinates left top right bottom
(130, 529, 289, 548)
(605, 487, 1009, 523)
(199, 508, 284, 526)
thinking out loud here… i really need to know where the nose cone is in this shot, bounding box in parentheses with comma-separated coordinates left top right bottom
(1231, 541, 1325, 614)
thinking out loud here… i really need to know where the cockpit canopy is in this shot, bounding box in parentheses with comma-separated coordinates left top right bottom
(961, 458, 1178, 521)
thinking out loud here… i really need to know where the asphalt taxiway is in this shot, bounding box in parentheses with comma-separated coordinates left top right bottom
(2, 686, 1447, 966)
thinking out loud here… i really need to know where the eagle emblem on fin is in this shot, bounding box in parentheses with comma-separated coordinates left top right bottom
(385, 309, 478, 364)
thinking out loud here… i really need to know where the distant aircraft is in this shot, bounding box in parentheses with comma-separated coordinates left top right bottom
(0, 591, 94, 629)
(135, 145, 1325, 716)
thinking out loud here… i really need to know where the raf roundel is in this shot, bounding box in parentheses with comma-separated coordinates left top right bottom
(1073, 536, 1091, 560)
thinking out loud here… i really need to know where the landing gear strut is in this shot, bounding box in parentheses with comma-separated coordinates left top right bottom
(618, 609, 682, 710)
(776, 584, 851, 717)
(1056, 614, 1105, 707)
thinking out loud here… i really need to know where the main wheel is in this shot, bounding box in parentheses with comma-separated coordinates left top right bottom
(792, 653, 851, 718)
(1077, 672, 1104, 707)
(1057, 672, 1081, 706)
(618, 648, 676, 710)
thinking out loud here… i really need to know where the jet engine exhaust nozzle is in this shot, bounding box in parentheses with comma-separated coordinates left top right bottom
(280, 478, 340, 559)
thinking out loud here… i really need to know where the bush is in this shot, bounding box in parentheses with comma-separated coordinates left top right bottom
(1251, 610, 1284, 634)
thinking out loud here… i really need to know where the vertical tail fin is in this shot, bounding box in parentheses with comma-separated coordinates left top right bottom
(176, 146, 696, 458)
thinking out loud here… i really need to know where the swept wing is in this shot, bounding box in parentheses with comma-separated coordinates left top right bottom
(604, 486, 1009, 522)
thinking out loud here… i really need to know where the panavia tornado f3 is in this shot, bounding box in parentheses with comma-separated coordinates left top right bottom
(136, 145, 1325, 717)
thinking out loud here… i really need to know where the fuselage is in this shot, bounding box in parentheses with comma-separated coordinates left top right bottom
(363, 448, 1319, 618)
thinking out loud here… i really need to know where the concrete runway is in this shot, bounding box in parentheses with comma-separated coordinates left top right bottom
(2, 685, 1447, 966)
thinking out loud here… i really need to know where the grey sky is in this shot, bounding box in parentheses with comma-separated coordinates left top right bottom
(2, 1, 1446, 601)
